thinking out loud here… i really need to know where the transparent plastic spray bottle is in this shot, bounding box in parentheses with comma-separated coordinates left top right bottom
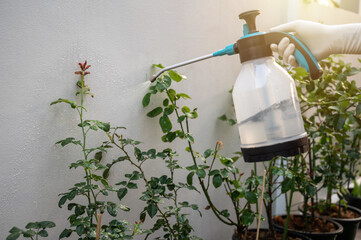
(232, 10, 322, 162)
(151, 10, 323, 162)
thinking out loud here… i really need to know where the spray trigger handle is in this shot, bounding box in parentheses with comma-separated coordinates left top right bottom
(266, 32, 323, 80)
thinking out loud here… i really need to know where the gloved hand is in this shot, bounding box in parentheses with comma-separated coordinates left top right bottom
(270, 20, 361, 67)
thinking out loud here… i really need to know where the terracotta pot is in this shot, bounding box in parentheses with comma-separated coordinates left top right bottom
(273, 214, 343, 240)
(232, 227, 312, 240)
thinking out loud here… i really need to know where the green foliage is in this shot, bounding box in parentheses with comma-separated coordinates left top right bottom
(291, 56, 361, 207)
(143, 68, 263, 233)
(6, 221, 56, 240)
(52, 61, 148, 239)
(110, 127, 202, 239)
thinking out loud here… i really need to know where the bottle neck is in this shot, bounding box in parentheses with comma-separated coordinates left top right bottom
(242, 56, 275, 65)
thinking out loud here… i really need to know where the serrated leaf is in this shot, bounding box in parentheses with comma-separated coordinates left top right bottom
(147, 203, 157, 218)
(117, 188, 128, 201)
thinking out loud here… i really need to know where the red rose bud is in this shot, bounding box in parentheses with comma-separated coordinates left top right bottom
(78, 63, 84, 70)
(205, 206, 211, 210)
(84, 60, 87, 67)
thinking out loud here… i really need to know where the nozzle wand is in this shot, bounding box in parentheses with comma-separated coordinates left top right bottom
(150, 44, 237, 82)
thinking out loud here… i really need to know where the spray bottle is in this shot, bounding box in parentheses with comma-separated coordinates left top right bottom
(151, 10, 323, 162)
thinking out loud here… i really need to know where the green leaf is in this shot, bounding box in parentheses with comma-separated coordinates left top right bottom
(107, 205, 117, 217)
(126, 182, 138, 189)
(76, 225, 84, 236)
(218, 114, 227, 121)
(153, 63, 164, 69)
(103, 169, 110, 179)
(168, 70, 183, 82)
(147, 107, 163, 118)
(50, 98, 78, 109)
(187, 172, 195, 185)
(159, 115, 172, 133)
(25, 222, 37, 229)
(142, 93, 151, 107)
(177, 93, 191, 99)
(58, 195, 67, 208)
(39, 221, 56, 228)
(196, 169, 206, 178)
(241, 210, 255, 226)
(181, 106, 190, 113)
(56, 137, 80, 147)
(245, 191, 257, 204)
(186, 134, 194, 143)
(178, 115, 186, 123)
(212, 174, 223, 188)
(168, 89, 176, 101)
(9, 227, 22, 233)
(59, 229, 72, 239)
(204, 149, 212, 158)
(38, 229, 48, 237)
(68, 190, 77, 200)
(23, 230, 35, 237)
(281, 178, 294, 193)
(220, 209, 230, 218)
(357, 104, 361, 115)
(6, 233, 21, 240)
(117, 188, 128, 201)
(147, 203, 157, 218)
(94, 152, 102, 161)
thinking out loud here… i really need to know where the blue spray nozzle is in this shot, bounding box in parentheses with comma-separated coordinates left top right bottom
(212, 44, 236, 57)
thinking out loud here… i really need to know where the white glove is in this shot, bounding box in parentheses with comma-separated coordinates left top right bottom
(270, 20, 361, 67)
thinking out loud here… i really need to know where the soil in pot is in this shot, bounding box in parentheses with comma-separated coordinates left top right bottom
(303, 203, 361, 240)
(232, 228, 311, 240)
(273, 214, 343, 240)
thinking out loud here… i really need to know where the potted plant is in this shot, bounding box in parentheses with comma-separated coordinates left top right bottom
(143, 66, 312, 240)
(287, 56, 361, 240)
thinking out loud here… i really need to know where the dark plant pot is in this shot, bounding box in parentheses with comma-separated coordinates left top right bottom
(348, 195, 361, 229)
(232, 227, 312, 240)
(298, 203, 361, 240)
(273, 214, 343, 240)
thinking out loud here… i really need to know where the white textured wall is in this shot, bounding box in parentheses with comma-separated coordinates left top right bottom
(0, 1, 360, 239)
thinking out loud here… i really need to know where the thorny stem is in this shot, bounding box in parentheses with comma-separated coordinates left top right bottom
(78, 74, 97, 227)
